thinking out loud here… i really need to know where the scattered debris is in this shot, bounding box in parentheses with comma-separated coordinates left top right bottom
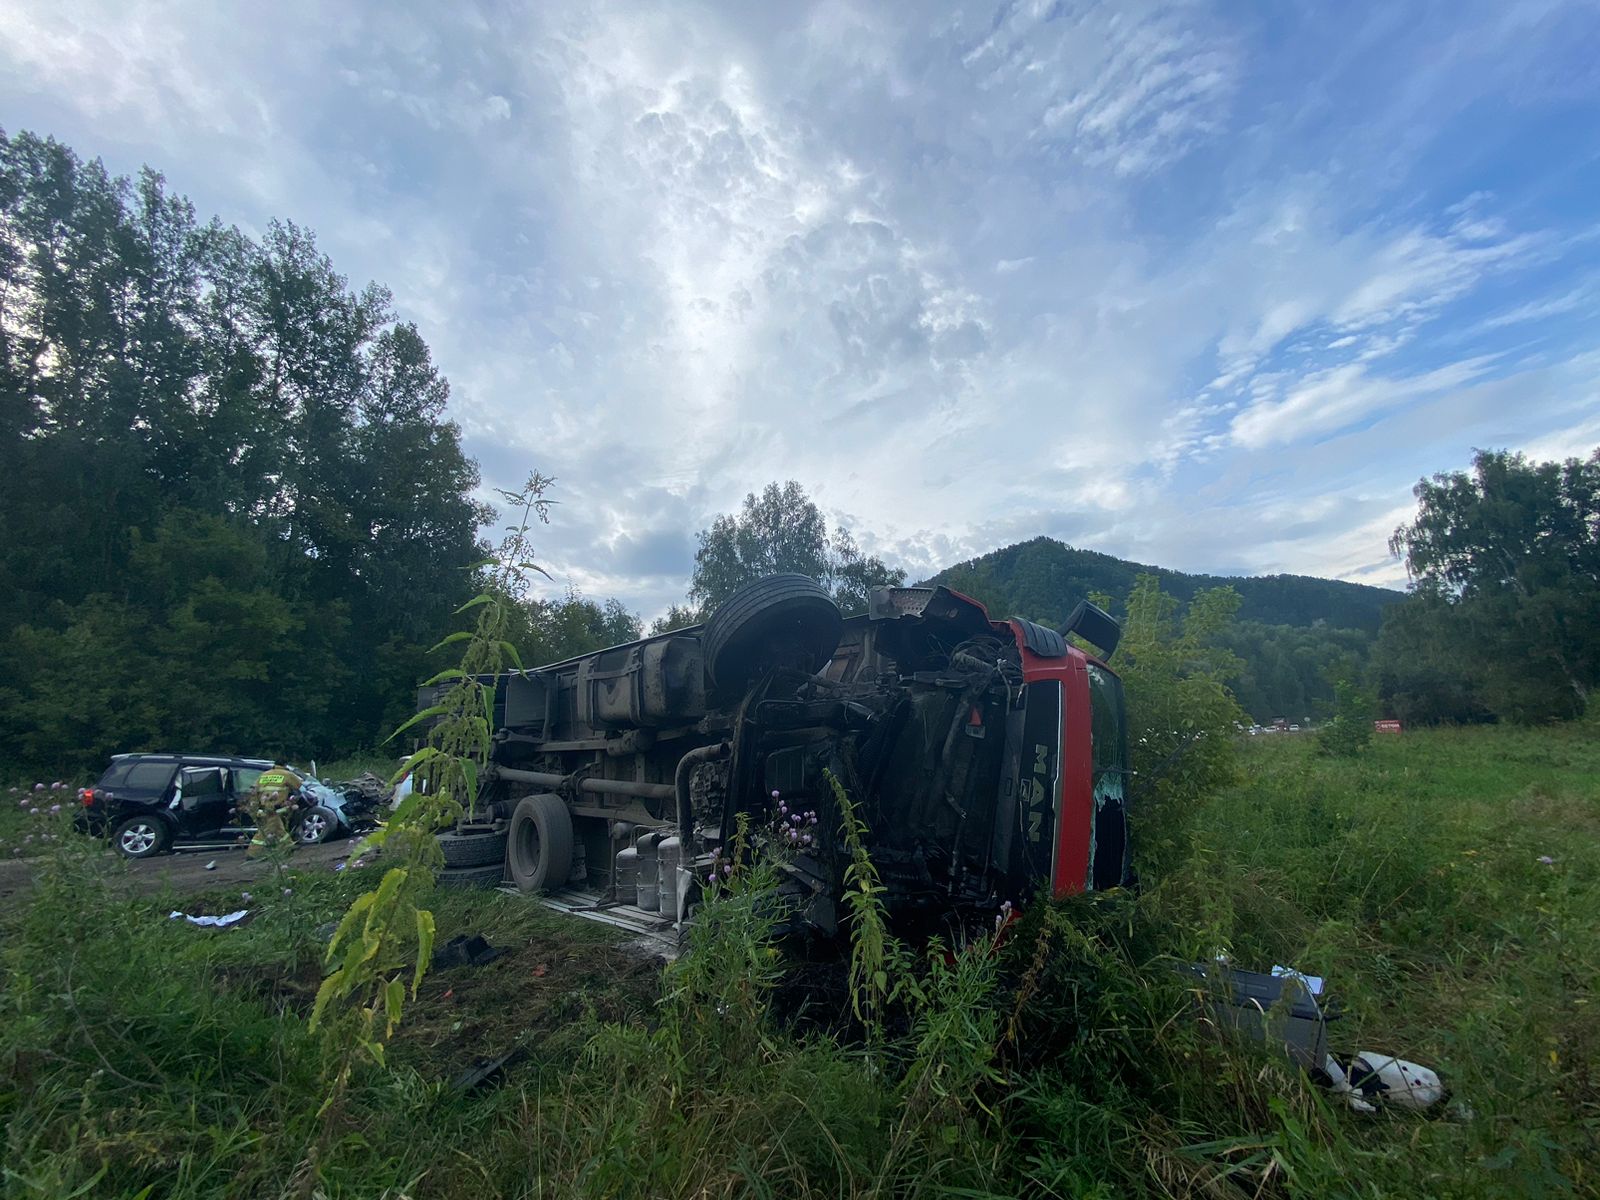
(1180, 961, 1331, 1070)
(1324, 1052, 1445, 1113)
(169, 909, 251, 928)
(450, 1047, 526, 1092)
(204, 860, 217, 871)
(431, 933, 502, 971)
(1181, 960, 1448, 1115)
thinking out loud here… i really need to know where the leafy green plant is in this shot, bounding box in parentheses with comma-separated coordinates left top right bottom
(301, 471, 551, 1182)
(829, 769, 915, 1046)
(1317, 676, 1376, 758)
(660, 815, 788, 1064)
(1117, 573, 1248, 879)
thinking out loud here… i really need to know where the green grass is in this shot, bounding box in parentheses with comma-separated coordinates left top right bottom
(2, 724, 1596, 1198)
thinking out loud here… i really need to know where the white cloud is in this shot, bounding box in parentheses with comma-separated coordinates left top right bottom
(957, 0, 1238, 175)
(1229, 356, 1497, 449)
(2, 0, 1596, 621)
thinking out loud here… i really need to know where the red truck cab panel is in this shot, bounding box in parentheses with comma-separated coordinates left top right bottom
(1015, 643, 1096, 897)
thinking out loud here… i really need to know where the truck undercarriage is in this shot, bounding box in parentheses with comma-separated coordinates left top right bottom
(428, 575, 1130, 939)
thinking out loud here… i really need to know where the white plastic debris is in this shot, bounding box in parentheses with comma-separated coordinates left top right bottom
(1323, 1051, 1444, 1112)
(1321, 1055, 1378, 1113)
(204, 860, 217, 871)
(168, 909, 250, 928)
(1351, 1052, 1444, 1109)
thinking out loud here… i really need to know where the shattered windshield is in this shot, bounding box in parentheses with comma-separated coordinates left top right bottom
(1086, 663, 1129, 890)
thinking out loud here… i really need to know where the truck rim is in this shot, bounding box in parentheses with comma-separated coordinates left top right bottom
(513, 819, 541, 864)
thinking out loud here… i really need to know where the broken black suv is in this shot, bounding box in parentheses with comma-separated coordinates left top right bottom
(76, 753, 283, 858)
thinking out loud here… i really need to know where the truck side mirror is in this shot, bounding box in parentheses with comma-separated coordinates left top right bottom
(1061, 601, 1121, 658)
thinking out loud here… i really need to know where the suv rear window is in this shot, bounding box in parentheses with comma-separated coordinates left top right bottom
(123, 761, 178, 792)
(98, 761, 134, 787)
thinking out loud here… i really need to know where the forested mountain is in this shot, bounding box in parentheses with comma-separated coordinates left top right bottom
(928, 537, 1398, 632)
(926, 537, 1398, 721)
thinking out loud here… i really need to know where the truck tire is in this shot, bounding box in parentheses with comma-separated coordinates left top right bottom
(703, 573, 842, 692)
(437, 828, 508, 868)
(437, 864, 504, 889)
(506, 794, 573, 894)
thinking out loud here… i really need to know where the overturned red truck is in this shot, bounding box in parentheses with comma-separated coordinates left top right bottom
(428, 575, 1130, 936)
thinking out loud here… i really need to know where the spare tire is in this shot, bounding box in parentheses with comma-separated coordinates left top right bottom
(437, 828, 508, 867)
(703, 574, 842, 692)
(437, 864, 504, 890)
(506, 794, 574, 894)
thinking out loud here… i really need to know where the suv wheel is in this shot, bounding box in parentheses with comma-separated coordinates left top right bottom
(294, 805, 339, 845)
(112, 815, 170, 859)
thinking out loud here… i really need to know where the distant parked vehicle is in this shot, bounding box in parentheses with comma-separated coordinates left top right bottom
(76, 753, 372, 858)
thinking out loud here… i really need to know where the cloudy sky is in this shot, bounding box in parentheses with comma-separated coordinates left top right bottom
(4, 1, 1599, 619)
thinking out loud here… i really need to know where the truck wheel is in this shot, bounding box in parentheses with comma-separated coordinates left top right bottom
(112, 815, 170, 859)
(437, 828, 508, 867)
(437, 864, 504, 889)
(506, 794, 573, 894)
(703, 573, 842, 692)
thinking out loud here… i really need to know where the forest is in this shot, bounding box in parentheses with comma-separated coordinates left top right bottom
(2, 129, 1595, 775)
(0, 130, 641, 771)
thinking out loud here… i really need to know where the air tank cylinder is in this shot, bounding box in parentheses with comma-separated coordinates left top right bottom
(657, 836, 682, 919)
(635, 832, 660, 911)
(613, 846, 639, 902)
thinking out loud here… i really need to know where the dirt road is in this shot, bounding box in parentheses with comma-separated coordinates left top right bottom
(0, 838, 355, 901)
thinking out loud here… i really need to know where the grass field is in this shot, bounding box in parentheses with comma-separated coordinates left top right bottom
(2, 724, 1595, 1198)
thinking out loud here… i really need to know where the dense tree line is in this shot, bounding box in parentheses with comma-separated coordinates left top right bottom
(651, 480, 906, 631)
(1220, 620, 1371, 723)
(0, 131, 640, 773)
(1378, 448, 1598, 725)
(0, 130, 491, 769)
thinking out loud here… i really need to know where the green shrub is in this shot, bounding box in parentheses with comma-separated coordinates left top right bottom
(1316, 677, 1376, 758)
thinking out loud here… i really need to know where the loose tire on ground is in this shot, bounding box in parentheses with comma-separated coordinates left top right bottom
(437, 828, 508, 868)
(293, 805, 340, 845)
(506, 793, 573, 894)
(437, 864, 504, 889)
(112, 814, 170, 858)
(702, 573, 842, 692)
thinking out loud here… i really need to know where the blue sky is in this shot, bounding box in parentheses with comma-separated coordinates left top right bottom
(3, 0, 1598, 619)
